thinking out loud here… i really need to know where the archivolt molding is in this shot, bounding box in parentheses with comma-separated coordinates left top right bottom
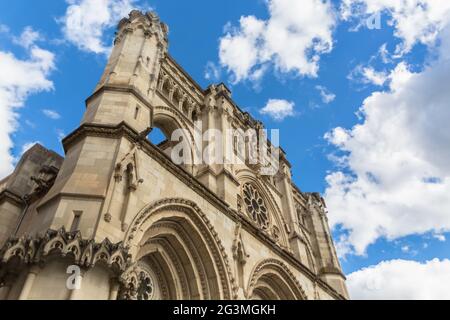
(136, 242, 186, 299)
(142, 222, 209, 299)
(152, 238, 190, 299)
(247, 259, 308, 300)
(165, 222, 210, 298)
(147, 257, 170, 299)
(124, 198, 238, 299)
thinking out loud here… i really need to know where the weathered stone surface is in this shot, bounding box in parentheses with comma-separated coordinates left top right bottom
(0, 10, 348, 300)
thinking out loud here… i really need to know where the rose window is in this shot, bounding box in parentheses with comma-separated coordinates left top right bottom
(136, 271, 154, 300)
(120, 265, 155, 300)
(243, 183, 269, 229)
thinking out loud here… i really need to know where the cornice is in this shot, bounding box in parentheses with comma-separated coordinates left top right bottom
(154, 90, 195, 126)
(165, 54, 205, 95)
(196, 167, 240, 187)
(85, 84, 153, 112)
(160, 63, 203, 106)
(36, 192, 106, 212)
(0, 190, 25, 207)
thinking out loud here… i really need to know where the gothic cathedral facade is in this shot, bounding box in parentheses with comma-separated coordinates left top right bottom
(0, 11, 348, 300)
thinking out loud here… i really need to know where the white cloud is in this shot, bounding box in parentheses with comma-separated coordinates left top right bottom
(219, 0, 336, 83)
(260, 99, 295, 121)
(378, 43, 392, 64)
(42, 109, 61, 120)
(325, 26, 450, 256)
(433, 234, 446, 242)
(56, 129, 66, 141)
(347, 259, 450, 300)
(315, 85, 336, 104)
(59, 0, 142, 55)
(349, 65, 389, 86)
(341, 0, 450, 55)
(25, 120, 36, 128)
(204, 61, 221, 81)
(13, 27, 41, 49)
(361, 66, 389, 86)
(0, 27, 55, 178)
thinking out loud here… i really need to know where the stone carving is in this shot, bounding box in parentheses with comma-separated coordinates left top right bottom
(232, 224, 249, 265)
(0, 8, 348, 300)
(27, 165, 59, 202)
(124, 198, 238, 299)
(119, 264, 154, 300)
(272, 225, 281, 242)
(0, 228, 129, 278)
(157, 68, 202, 124)
(159, 59, 204, 105)
(116, 10, 169, 45)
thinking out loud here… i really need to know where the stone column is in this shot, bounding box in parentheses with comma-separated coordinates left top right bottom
(18, 266, 40, 300)
(0, 283, 11, 300)
(169, 86, 175, 102)
(221, 109, 231, 169)
(0, 273, 17, 300)
(280, 164, 298, 226)
(109, 278, 121, 300)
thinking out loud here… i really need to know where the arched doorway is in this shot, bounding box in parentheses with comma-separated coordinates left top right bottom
(247, 259, 307, 300)
(120, 199, 235, 300)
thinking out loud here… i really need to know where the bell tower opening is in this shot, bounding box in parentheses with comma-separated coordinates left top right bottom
(148, 127, 167, 146)
(147, 112, 194, 174)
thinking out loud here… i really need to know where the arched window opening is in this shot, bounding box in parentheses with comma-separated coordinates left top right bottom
(182, 100, 189, 116)
(148, 127, 167, 146)
(162, 80, 170, 98)
(173, 90, 181, 108)
(148, 114, 193, 173)
(191, 110, 198, 122)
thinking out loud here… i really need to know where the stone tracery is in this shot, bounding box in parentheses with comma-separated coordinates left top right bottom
(242, 183, 269, 229)
(119, 263, 155, 300)
(0, 9, 348, 301)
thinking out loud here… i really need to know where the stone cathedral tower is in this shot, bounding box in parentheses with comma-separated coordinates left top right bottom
(0, 11, 348, 300)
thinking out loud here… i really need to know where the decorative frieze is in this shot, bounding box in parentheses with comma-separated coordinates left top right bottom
(0, 228, 130, 282)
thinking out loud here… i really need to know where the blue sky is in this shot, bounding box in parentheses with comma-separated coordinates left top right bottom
(1, 0, 450, 299)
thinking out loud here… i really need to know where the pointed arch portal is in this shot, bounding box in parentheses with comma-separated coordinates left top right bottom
(121, 199, 236, 300)
(247, 259, 307, 300)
